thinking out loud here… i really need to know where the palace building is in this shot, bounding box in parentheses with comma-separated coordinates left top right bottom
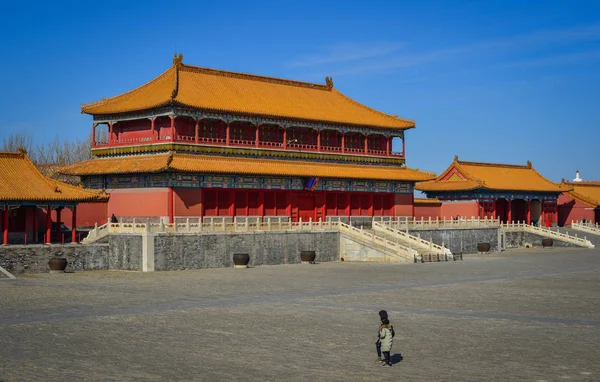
(416, 156, 569, 225)
(61, 54, 434, 223)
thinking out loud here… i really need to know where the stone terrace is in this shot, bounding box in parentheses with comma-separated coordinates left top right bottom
(1, 248, 599, 381)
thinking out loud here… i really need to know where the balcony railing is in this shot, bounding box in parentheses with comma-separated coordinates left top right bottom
(93, 135, 404, 158)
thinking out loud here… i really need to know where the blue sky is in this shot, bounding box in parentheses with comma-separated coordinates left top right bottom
(1, 0, 599, 182)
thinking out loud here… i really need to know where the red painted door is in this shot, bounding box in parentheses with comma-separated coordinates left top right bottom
(298, 193, 315, 221)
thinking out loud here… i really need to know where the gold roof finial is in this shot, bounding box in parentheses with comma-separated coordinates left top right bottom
(325, 76, 334, 89)
(173, 53, 183, 67)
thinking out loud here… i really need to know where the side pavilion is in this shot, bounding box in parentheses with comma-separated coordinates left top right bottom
(0, 151, 108, 244)
(416, 156, 570, 225)
(558, 180, 600, 225)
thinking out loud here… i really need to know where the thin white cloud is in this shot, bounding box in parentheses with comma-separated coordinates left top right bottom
(288, 22, 600, 76)
(500, 50, 600, 69)
(286, 42, 402, 68)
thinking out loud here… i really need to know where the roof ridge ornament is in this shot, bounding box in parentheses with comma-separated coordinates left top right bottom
(173, 53, 183, 68)
(527, 160, 532, 168)
(325, 76, 334, 89)
(453, 155, 459, 162)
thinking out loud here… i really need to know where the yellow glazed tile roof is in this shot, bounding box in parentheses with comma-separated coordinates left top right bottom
(81, 55, 414, 130)
(0, 152, 107, 202)
(60, 153, 172, 176)
(564, 181, 600, 207)
(61, 153, 435, 182)
(417, 157, 568, 193)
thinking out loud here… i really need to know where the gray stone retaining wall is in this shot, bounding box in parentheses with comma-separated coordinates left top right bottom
(0, 244, 109, 274)
(153, 231, 339, 270)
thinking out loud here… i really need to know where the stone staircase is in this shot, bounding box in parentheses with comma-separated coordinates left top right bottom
(337, 222, 418, 263)
(372, 221, 453, 258)
(501, 222, 595, 248)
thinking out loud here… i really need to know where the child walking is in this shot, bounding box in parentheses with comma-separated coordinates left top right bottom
(379, 318, 393, 366)
(375, 310, 395, 364)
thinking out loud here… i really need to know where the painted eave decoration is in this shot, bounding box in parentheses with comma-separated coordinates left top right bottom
(59, 152, 435, 182)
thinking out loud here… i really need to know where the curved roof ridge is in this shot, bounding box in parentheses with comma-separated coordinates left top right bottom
(180, 64, 331, 91)
(528, 166, 571, 190)
(457, 159, 530, 169)
(564, 180, 600, 186)
(568, 189, 599, 207)
(81, 67, 175, 111)
(451, 162, 485, 185)
(332, 89, 415, 127)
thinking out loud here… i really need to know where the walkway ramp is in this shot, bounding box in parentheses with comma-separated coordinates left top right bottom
(81, 222, 109, 244)
(0, 265, 16, 279)
(337, 222, 418, 263)
(501, 222, 594, 248)
(372, 221, 453, 258)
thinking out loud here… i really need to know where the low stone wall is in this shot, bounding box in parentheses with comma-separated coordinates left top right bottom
(0, 244, 109, 274)
(152, 231, 339, 270)
(408, 228, 500, 254)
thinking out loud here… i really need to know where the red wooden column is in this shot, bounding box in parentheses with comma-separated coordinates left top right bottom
(2, 208, 8, 245)
(345, 193, 351, 218)
(229, 191, 235, 217)
(150, 117, 156, 142)
(32, 207, 37, 243)
(369, 194, 374, 216)
(109, 122, 114, 144)
(55, 207, 63, 242)
(507, 200, 512, 223)
(283, 127, 287, 150)
(170, 116, 176, 142)
(541, 201, 545, 226)
(527, 200, 531, 225)
(195, 119, 199, 144)
(402, 136, 406, 157)
(411, 193, 415, 218)
(91, 123, 96, 148)
(341, 133, 345, 153)
(45, 206, 52, 244)
(317, 130, 321, 152)
(71, 206, 77, 243)
(386, 136, 390, 156)
(364, 135, 368, 154)
(255, 124, 260, 147)
(168, 187, 174, 224)
(259, 191, 265, 219)
(226, 122, 231, 146)
(199, 189, 205, 222)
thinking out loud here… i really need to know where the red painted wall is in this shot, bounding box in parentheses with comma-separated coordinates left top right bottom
(107, 188, 169, 219)
(173, 188, 202, 216)
(558, 193, 596, 225)
(414, 204, 441, 220)
(59, 202, 109, 228)
(394, 193, 413, 217)
(439, 200, 478, 219)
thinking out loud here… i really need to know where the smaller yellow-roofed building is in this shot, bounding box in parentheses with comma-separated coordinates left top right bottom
(558, 174, 600, 225)
(416, 156, 570, 225)
(0, 151, 107, 244)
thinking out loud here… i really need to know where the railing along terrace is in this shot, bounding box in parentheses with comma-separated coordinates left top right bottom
(570, 220, 600, 236)
(375, 216, 502, 230)
(94, 134, 405, 158)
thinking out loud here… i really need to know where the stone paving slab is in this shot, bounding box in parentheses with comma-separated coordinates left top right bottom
(1, 247, 599, 381)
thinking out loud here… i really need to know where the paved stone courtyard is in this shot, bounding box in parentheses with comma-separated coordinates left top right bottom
(1, 247, 599, 381)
